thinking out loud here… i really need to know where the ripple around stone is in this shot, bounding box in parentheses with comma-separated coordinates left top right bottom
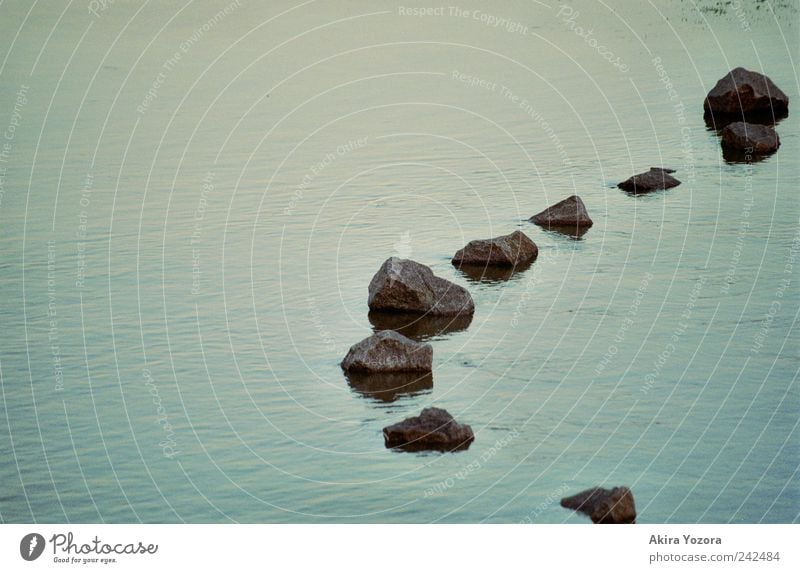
(344, 371, 434, 403)
(368, 310, 473, 341)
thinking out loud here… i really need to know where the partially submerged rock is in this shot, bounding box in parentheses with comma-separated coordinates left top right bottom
(341, 330, 432, 373)
(720, 121, 780, 157)
(368, 310, 472, 341)
(368, 257, 474, 316)
(383, 407, 474, 452)
(617, 167, 681, 194)
(345, 371, 433, 403)
(529, 195, 593, 234)
(452, 230, 538, 268)
(560, 486, 637, 524)
(704, 67, 789, 120)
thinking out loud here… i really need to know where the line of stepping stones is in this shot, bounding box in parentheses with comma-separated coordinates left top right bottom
(337, 68, 788, 523)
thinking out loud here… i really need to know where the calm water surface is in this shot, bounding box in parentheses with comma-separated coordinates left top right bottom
(0, 0, 798, 523)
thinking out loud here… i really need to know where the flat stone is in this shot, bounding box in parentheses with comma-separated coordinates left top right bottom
(341, 330, 432, 373)
(383, 407, 474, 452)
(530, 195, 593, 228)
(452, 230, 538, 267)
(560, 486, 637, 524)
(368, 257, 474, 316)
(618, 167, 681, 193)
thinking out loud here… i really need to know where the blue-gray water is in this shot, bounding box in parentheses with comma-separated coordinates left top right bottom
(0, 0, 798, 523)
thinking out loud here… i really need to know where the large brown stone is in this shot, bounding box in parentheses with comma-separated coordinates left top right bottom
(618, 167, 681, 194)
(341, 330, 432, 373)
(560, 486, 637, 524)
(383, 407, 474, 452)
(721, 121, 780, 156)
(704, 67, 789, 118)
(529, 195, 593, 229)
(368, 257, 474, 316)
(452, 230, 538, 267)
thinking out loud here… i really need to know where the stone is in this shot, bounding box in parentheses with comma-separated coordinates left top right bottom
(617, 167, 681, 193)
(560, 486, 637, 524)
(368, 257, 474, 316)
(340, 330, 432, 373)
(704, 67, 789, 118)
(452, 230, 538, 267)
(529, 195, 593, 229)
(720, 121, 780, 156)
(383, 407, 474, 452)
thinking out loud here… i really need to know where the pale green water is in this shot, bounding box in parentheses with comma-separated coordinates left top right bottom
(0, 0, 798, 523)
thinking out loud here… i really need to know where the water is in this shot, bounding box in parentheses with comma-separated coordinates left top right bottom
(0, 0, 798, 523)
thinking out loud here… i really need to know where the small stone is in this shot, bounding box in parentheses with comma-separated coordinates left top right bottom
(452, 230, 538, 267)
(383, 407, 474, 452)
(530, 195, 593, 229)
(721, 121, 780, 156)
(341, 330, 432, 373)
(560, 486, 637, 524)
(618, 167, 681, 193)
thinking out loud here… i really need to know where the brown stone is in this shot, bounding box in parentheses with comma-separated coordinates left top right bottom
(452, 230, 538, 267)
(368, 257, 474, 316)
(560, 486, 637, 524)
(721, 121, 780, 156)
(530, 195, 593, 229)
(618, 167, 681, 193)
(341, 330, 432, 373)
(704, 67, 789, 118)
(383, 407, 474, 452)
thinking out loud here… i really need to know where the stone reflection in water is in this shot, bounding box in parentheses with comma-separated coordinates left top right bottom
(454, 259, 533, 283)
(368, 310, 473, 340)
(344, 371, 434, 403)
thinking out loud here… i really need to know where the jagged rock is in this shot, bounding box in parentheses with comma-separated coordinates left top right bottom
(368, 257, 474, 316)
(704, 67, 789, 119)
(452, 230, 538, 267)
(383, 407, 474, 452)
(529, 195, 593, 229)
(341, 330, 432, 373)
(618, 167, 681, 193)
(721, 121, 780, 156)
(560, 486, 637, 524)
